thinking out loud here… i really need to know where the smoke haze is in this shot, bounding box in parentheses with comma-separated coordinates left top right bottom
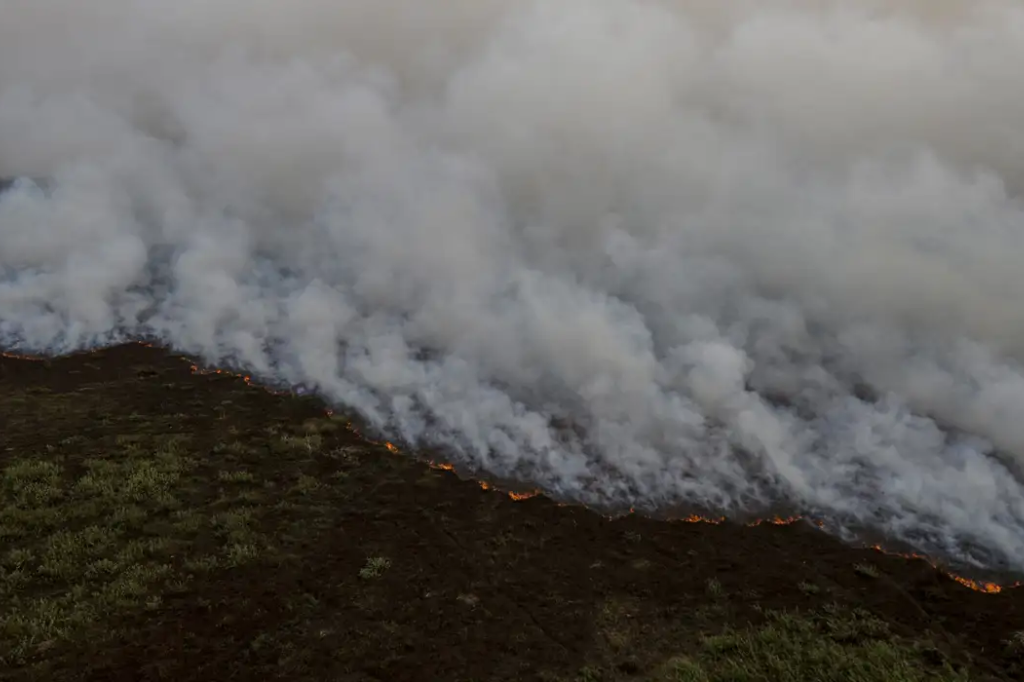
(2, 0, 1024, 570)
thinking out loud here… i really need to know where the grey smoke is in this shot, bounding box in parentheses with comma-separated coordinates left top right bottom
(2, 0, 1024, 570)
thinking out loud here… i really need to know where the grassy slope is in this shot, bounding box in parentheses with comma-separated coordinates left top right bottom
(1, 344, 1022, 681)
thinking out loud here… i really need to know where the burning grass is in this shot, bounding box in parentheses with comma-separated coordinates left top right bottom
(1, 344, 1022, 681)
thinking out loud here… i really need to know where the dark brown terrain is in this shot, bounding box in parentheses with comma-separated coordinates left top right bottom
(2, 343, 1023, 681)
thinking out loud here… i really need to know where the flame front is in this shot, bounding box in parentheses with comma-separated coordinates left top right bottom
(154, 357, 1024, 594)
(867, 545, 1018, 594)
(747, 515, 802, 527)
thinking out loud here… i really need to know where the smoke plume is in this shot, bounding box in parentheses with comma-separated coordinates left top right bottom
(2, 0, 1024, 571)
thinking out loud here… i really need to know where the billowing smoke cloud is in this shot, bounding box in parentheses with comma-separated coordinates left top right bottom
(2, 0, 1024, 571)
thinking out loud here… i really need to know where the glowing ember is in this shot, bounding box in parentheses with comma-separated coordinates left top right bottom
(677, 514, 726, 524)
(189, 363, 253, 385)
(747, 515, 803, 527)
(429, 461, 456, 472)
(866, 545, 1020, 594)
(1, 351, 44, 360)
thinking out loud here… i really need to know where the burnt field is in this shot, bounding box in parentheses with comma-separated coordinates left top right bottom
(2, 343, 1023, 681)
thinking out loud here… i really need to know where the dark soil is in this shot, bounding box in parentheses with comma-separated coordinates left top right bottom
(1, 343, 1023, 681)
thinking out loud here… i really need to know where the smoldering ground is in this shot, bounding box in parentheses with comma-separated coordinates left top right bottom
(1, 0, 1024, 571)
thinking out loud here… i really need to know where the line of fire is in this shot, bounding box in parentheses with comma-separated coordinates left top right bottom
(2, 342, 1020, 596)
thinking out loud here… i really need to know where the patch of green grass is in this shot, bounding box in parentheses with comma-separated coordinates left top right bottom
(854, 563, 880, 579)
(0, 424, 271, 668)
(290, 474, 323, 496)
(218, 469, 256, 483)
(273, 433, 323, 455)
(225, 542, 261, 567)
(183, 555, 221, 574)
(799, 581, 822, 595)
(171, 508, 205, 534)
(2, 460, 65, 510)
(212, 507, 259, 547)
(358, 556, 392, 580)
(657, 608, 969, 682)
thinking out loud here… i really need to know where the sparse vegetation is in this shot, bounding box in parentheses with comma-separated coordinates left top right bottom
(799, 581, 823, 595)
(854, 562, 881, 579)
(358, 556, 391, 580)
(1006, 630, 1024, 655)
(274, 433, 323, 455)
(218, 469, 256, 483)
(658, 609, 969, 682)
(0, 442, 194, 666)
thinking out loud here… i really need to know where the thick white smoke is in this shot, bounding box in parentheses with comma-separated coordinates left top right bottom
(2, 0, 1024, 570)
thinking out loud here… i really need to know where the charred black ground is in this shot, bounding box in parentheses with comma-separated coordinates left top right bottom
(1, 343, 1023, 681)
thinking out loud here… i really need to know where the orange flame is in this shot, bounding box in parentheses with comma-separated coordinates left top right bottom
(378, 441, 540, 501)
(0, 351, 44, 360)
(747, 515, 803, 527)
(866, 544, 1021, 594)
(429, 461, 456, 471)
(677, 514, 726, 524)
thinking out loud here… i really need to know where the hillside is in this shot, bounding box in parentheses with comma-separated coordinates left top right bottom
(2, 343, 1022, 681)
